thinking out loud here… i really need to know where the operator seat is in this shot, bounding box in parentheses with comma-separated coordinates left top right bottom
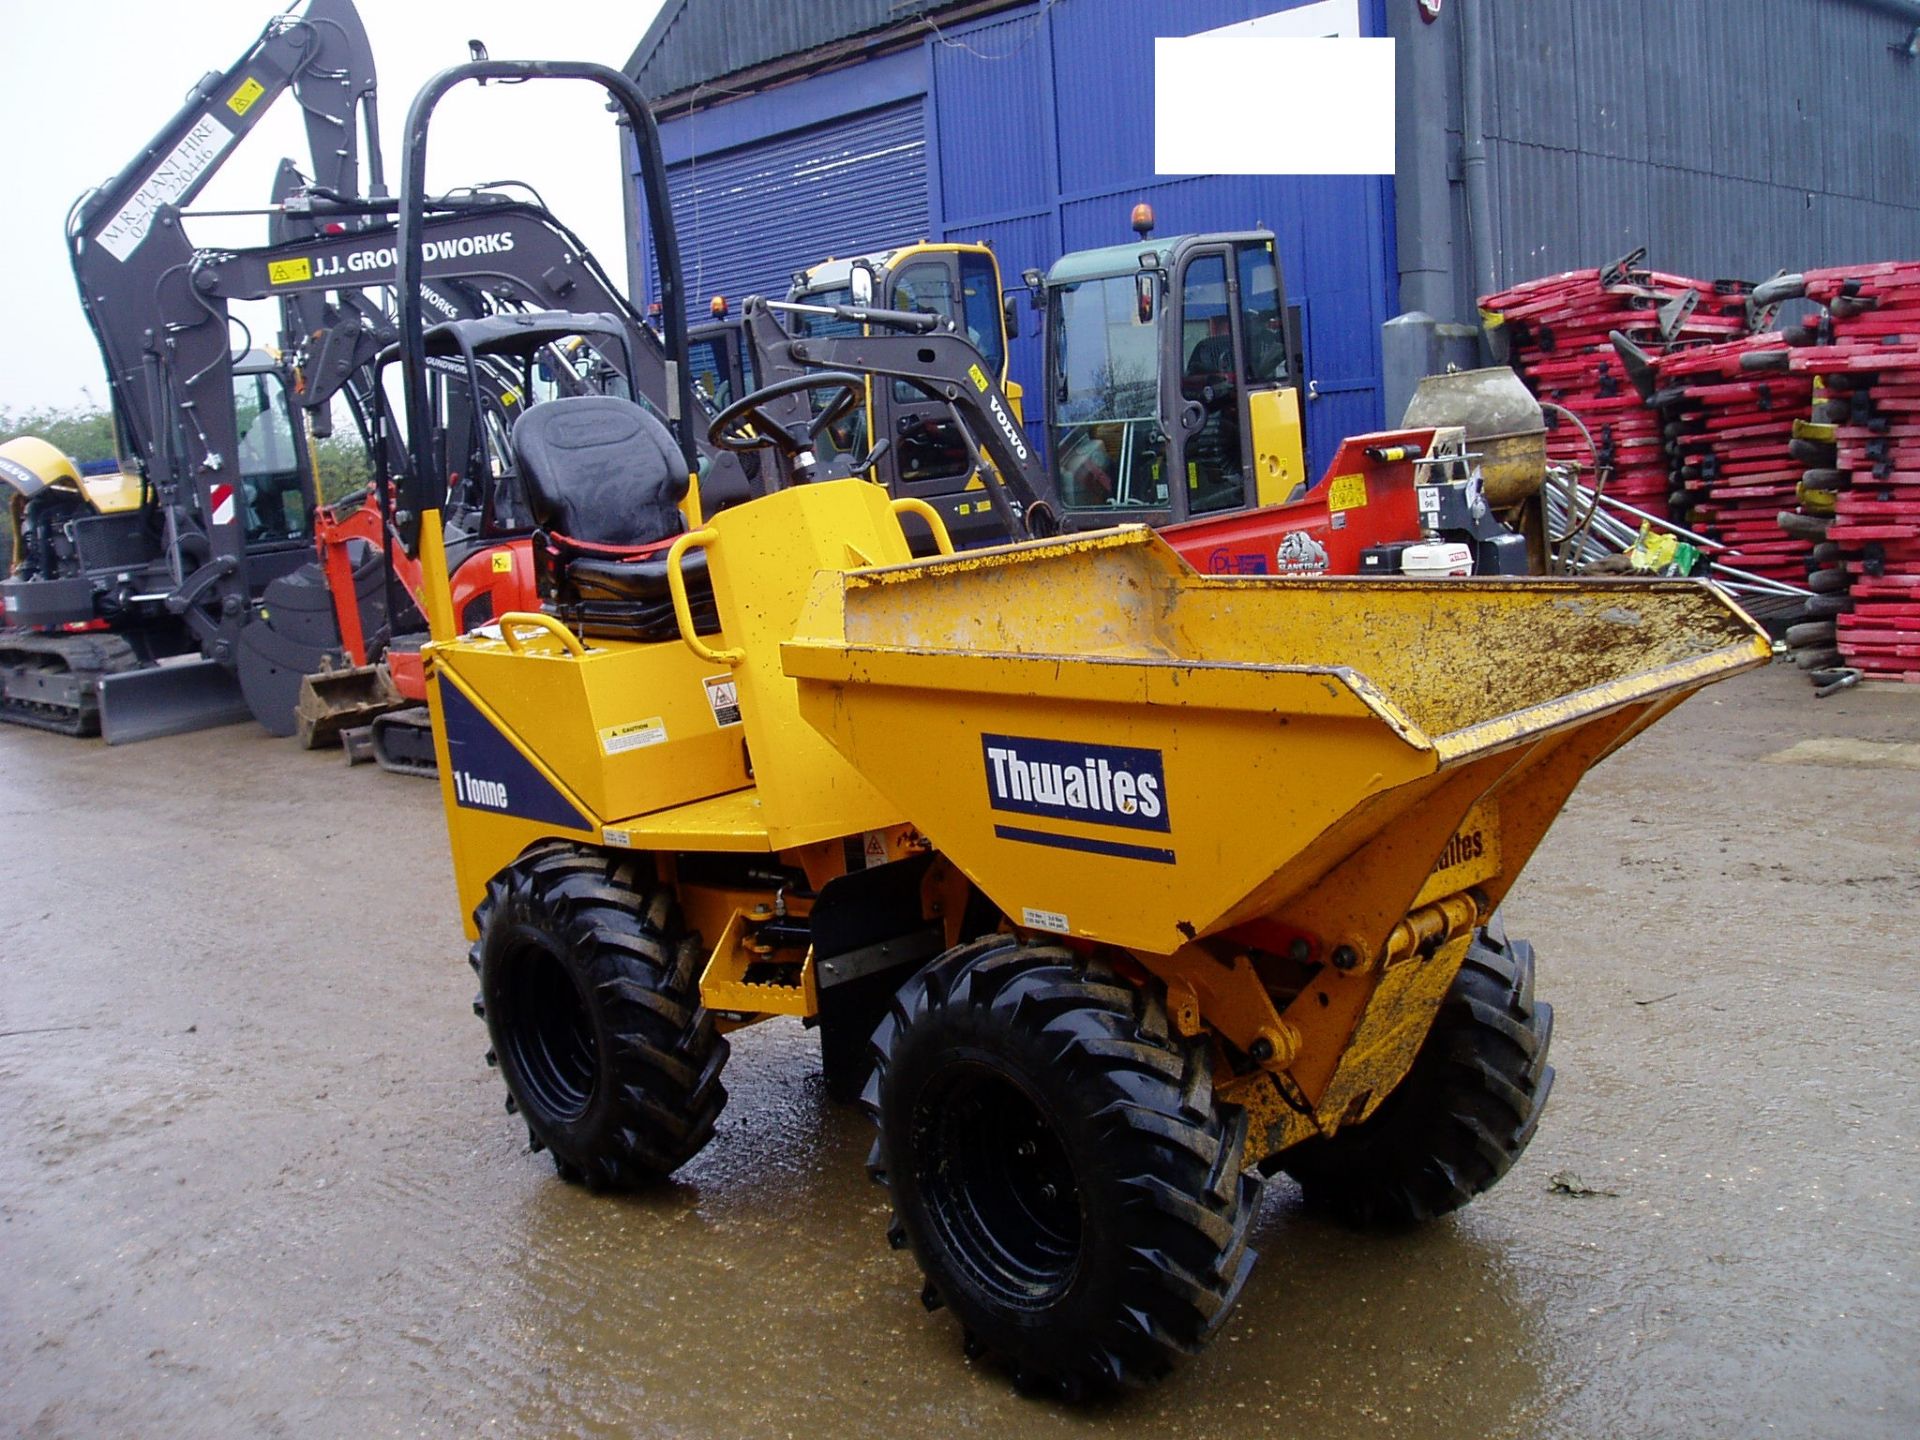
(512, 395, 718, 639)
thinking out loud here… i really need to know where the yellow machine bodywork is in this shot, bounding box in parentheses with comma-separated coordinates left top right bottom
(424, 479, 1767, 1163)
(1247, 385, 1305, 506)
(781, 525, 1767, 1154)
(0, 436, 142, 567)
(425, 480, 919, 970)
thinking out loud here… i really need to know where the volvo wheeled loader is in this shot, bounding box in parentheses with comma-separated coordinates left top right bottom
(737, 290, 1535, 577)
(394, 59, 1772, 1399)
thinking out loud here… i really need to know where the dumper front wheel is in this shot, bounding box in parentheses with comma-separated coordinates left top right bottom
(1280, 922, 1553, 1226)
(866, 939, 1260, 1395)
(471, 844, 729, 1187)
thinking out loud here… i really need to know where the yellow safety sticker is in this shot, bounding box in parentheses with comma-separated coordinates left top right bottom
(268, 257, 312, 286)
(599, 717, 667, 755)
(227, 77, 266, 116)
(967, 363, 990, 392)
(1327, 472, 1368, 512)
(490, 552, 513, 574)
(703, 674, 741, 727)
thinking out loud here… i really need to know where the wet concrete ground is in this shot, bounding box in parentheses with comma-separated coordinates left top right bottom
(2, 664, 1915, 1438)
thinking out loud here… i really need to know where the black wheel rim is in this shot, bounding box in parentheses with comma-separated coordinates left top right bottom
(913, 1062, 1083, 1309)
(498, 934, 599, 1123)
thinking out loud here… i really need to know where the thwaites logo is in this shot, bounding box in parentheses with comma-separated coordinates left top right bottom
(1433, 827, 1486, 871)
(982, 733, 1168, 832)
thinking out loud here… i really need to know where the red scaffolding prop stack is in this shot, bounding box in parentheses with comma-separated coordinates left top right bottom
(1650, 337, 1815, 584)
(1788, 265, 1920, 683)
(1481, 253, 1750, 521)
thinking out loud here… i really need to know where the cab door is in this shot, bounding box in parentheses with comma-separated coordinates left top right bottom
(1161, 245, 1258, 521)
(231, 366, 323, 592)
(1234, 239, 1307, 506)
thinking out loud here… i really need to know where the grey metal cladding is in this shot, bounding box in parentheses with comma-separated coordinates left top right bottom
(627, 0, 1023, 99)
(1474, 0, 1920, 306)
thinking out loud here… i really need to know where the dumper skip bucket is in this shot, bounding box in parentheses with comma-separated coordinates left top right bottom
(782, 527, 1770, 958)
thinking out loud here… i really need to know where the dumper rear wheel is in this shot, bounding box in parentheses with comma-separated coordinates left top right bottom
(471, 843, 728, 1187)
(1280, 921, 1553, 1226)
(866, 938, 1260, 1395)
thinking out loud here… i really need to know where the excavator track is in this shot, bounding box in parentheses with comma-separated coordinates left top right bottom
(369, 705, 439, 777)
(0, 632, 144, 737)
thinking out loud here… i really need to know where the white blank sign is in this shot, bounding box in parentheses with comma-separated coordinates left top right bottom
(1154, 37, 1396, 176)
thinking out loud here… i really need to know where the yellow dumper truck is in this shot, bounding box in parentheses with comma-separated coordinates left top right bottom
(396, 60, 1772, 1397)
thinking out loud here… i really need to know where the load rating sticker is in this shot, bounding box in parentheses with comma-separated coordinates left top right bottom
(599, 717, 667, 755)
(704, 674, 741, 727)
(1022, 907, 1071, 934)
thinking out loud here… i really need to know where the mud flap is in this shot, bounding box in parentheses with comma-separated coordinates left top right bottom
(98, 659, 250, 745)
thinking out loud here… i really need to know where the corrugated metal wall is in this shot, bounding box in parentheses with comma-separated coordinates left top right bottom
(928, 0, 1396, 477)
(1416, 0, 1920, 318)
(660, 103, 929, 310)
(638, 0, 1396, 478)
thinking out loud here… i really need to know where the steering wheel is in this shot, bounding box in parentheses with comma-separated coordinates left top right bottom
(707, 371, 866, 464)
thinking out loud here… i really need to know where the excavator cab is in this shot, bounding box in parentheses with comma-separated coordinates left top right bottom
(232, 359, 321, 555)
(787, 242, 1018, 485)
(1042, 226, 1306, 531)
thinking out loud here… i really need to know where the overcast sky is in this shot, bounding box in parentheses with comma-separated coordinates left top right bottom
(0, 0, 665, 416)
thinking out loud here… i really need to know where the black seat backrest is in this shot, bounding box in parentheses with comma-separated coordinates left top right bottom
(512, 395, 687, 549)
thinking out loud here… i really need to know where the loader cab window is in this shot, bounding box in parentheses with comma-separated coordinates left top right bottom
(1047, 274, 1164, 512)
(231, 370, 311, 543)
(1177, 253, 1243, 515)
(1237, 243, 1290, 385)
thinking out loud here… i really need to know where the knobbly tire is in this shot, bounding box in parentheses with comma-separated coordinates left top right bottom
(865, 938, 1261, 1396)
(470, 842, 728, 1187)
(1280, 920, 1554, 1227)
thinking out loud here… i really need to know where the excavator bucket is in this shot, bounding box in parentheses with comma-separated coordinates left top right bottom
(783, 526, 1771, 958)
(97, 660, 252, 746)
(293, 661, 405, 749)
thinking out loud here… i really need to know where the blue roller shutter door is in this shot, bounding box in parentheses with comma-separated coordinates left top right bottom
(665, 101, 928, 322)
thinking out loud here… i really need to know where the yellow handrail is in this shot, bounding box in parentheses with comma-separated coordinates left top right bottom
(497, 611, 588, 657)
(890, 496, 955, 555)
(666, 529, 746, 665)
